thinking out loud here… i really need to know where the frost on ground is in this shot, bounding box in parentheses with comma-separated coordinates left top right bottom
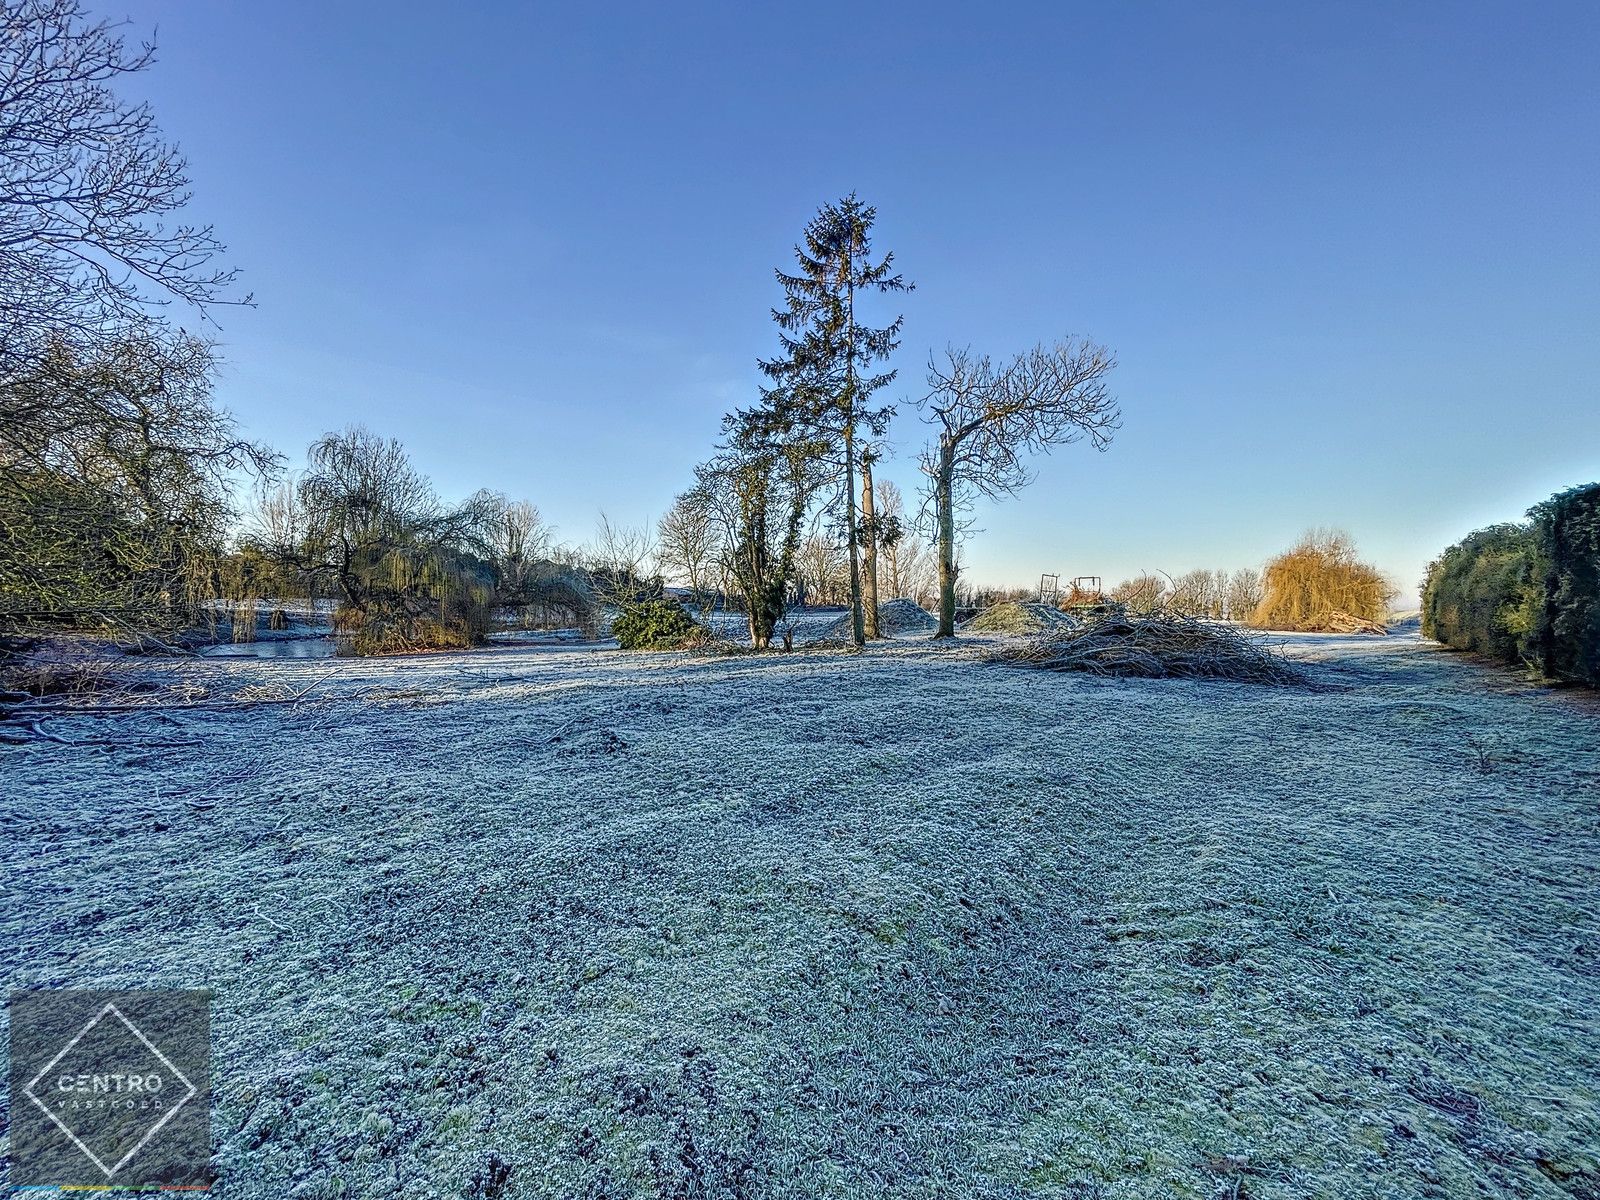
(2, 632, 1598, 1198)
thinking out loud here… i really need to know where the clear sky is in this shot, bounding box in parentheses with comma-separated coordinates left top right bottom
(121, 0, 1597, 600)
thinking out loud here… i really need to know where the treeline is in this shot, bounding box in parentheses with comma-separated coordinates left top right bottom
(0, 3, 596, 657)
(646, 194, 1119, 650)
(970, 529, 1394, 631)
(1423, 483, 1599, 686)
(1105, 568, 1264, 620)
(2, 1, 1127, 656)
(1, 337, 275, 644)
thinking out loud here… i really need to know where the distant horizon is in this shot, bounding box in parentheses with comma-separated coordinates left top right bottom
(117, 0, 1597, 602)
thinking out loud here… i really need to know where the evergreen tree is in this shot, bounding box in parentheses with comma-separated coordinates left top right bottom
(760, 194, 910, 645)
(696, 393, 825, 650)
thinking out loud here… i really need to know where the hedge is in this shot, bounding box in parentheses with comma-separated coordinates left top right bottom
(1531, 483, 1600, 686)
(1422, 483, 1600, 686)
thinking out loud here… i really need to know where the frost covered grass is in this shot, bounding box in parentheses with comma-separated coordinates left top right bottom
(2, 633, 1598, 1197)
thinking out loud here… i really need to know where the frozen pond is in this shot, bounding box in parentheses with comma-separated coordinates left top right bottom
(199, 636, 337, 659)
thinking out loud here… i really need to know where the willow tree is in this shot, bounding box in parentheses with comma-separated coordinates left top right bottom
(920, 339, 1119, 637)
(256, 428, 498, 654)
(760, 194, 909, 645)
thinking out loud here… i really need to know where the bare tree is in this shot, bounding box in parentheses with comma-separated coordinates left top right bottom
(874, 479, 935, 606)
(1170, 569, 1227, 618)
(657, 488, 718, 610)
(919, 338, 1119, 636)
(476, 494, 552, 598)
(1226, 567, 1263, 621)
(797, 515, 848, 607)
(587, 512, 658, 605)
(1111, 573, 1168, 614)
(1210, 569, 1231, 618)
(1, 0, 247, 370)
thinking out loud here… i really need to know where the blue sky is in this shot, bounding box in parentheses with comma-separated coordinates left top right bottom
(123, 1, 1598, 599)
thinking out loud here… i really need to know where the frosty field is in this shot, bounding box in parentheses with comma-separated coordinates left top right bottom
(2, 632, 1597, 1198)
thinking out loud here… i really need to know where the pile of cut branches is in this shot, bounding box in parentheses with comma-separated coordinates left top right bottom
(990, 611, 1307, 685)
(1301, 609, 1388, 635)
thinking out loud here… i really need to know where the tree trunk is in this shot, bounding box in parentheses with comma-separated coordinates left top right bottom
(860, 451, 879, 638)
(935, 443, 958, 638)
(840, 233, 865, 649)
(842, 422, 865, 647)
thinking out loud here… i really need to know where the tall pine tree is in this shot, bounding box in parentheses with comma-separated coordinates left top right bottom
(760, 194, 910, 645)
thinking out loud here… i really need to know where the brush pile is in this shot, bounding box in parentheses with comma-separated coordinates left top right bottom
(991, 611, 1307, 685)
(1301, 609, 1388, 635)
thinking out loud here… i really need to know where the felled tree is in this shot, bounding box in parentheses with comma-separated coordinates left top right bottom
(919, 339, 1119, 637)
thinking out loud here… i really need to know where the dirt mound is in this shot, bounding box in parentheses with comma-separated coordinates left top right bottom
(815, 599, 938, 641)
(992, 611, 1306, 685)
(963, 601, 1076, 635)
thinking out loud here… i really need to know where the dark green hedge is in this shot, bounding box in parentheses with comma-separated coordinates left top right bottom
(1423, 483, 1600, 686)
(1531, 484, 1600, 686)
(1421, 524, 1540, 663)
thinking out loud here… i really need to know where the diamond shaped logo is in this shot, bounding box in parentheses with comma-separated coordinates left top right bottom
(24, 1002, 199, 1177)
(8, 990, 213, 1188)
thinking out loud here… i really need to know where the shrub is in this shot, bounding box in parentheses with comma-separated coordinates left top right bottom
(1250, 529, 1394, 631)
(1421, 524, 1540, 664)
(611, 599, 698, 650)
